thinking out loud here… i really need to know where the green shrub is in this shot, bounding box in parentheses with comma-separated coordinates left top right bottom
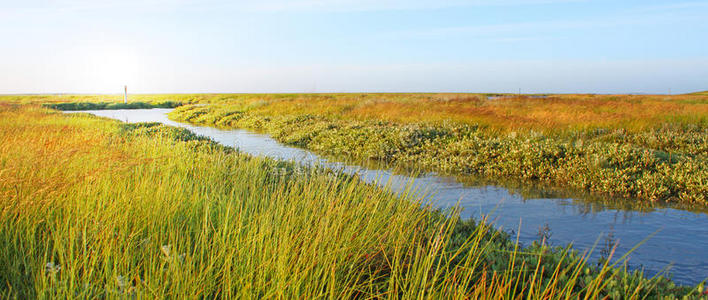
(43, 101, 182, 111)
(170, 104, 708, 205)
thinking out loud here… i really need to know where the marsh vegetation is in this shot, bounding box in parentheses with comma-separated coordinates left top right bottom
(2, 93, 708, 298)
(164, 93, 707, 205)
(1, 104, 705, 298)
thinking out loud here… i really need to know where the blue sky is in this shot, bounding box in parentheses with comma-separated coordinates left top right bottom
(1, 0, 707, 94)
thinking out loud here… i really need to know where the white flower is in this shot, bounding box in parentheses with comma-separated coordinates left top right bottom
(45, 262, 60, 276)
(115, 274, 135, 295)
(161, 244, 185, 264)
(160, 245, 171, 258)
(116, 275, 128, 289)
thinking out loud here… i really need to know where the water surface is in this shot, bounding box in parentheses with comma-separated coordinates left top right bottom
(67, 108, 708, 285)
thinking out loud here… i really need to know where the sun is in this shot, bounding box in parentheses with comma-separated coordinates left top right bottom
(77, 44, 146, 93)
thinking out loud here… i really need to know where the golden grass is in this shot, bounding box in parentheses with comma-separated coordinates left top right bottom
(1, 104, 697, 298)
(241, 93, 708, 132)
(5, 93, 706, 133)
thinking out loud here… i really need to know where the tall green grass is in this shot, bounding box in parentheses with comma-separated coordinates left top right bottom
(0, 105, 702, 298)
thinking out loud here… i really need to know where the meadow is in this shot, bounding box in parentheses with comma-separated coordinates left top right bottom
(162, 93, 707, 205)
(5, 93, 706, 205)
(1, 103, 704, 298)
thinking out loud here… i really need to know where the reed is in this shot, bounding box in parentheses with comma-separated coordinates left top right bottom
(7, 93, 706, 203)
(0, 104, 700, 298)
(5, 92, 707, 132)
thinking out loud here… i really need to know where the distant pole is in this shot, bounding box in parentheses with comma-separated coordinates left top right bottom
(124, 85, 128, 104)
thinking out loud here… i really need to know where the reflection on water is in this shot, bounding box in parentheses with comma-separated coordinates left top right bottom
(322, 153, 708, 214)
(66, 108, 708, 285)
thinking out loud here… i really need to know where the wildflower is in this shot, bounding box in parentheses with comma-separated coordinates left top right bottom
(160, 244, 171, 258)
(45, 262, 61, 277)
(161, 244, 185, 264)
(115, 275, 135, 295)
(116, 275, 128, 290)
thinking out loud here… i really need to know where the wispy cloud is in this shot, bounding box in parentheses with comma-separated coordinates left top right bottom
(4, 0, 584, 14)
(5, 0, 705, 16)
(240, 0, 586, 12)
(0, 0, 193, 19)
(380, 4, 707, 42)
(638, 1, 708, 11)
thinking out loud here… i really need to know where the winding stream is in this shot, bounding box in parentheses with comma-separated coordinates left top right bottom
(68, 108, 708, 285)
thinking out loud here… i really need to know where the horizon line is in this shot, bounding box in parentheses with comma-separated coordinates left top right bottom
(1, 91, 704, 96)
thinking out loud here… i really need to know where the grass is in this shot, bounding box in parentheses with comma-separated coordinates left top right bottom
(201, 93, 707, 133)
(0, 94, 203, 105)
(1, 103, 703, 298)
(5, 92, 707, 131)
(164, 94, 707, 205)
(42, 101, 182, 110)
(4, 93, 707, 204)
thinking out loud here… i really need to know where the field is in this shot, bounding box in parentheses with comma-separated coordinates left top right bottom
(7, 93, 706, 131)
(1, 103, 705, 298)
(5, 93, 707, 206)
(164, 93, 708, 205)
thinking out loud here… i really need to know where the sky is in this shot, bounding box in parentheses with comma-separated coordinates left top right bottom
(0, 0, 707, 94)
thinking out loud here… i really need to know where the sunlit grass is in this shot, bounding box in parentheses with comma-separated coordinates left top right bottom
(0, 104, 700, 298)
(9, 93, 703, 203)
(168, 99, 708, 205)
(4, 92, 707, 133)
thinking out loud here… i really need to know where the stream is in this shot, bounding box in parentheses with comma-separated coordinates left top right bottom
(67, 108, 708, 285)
